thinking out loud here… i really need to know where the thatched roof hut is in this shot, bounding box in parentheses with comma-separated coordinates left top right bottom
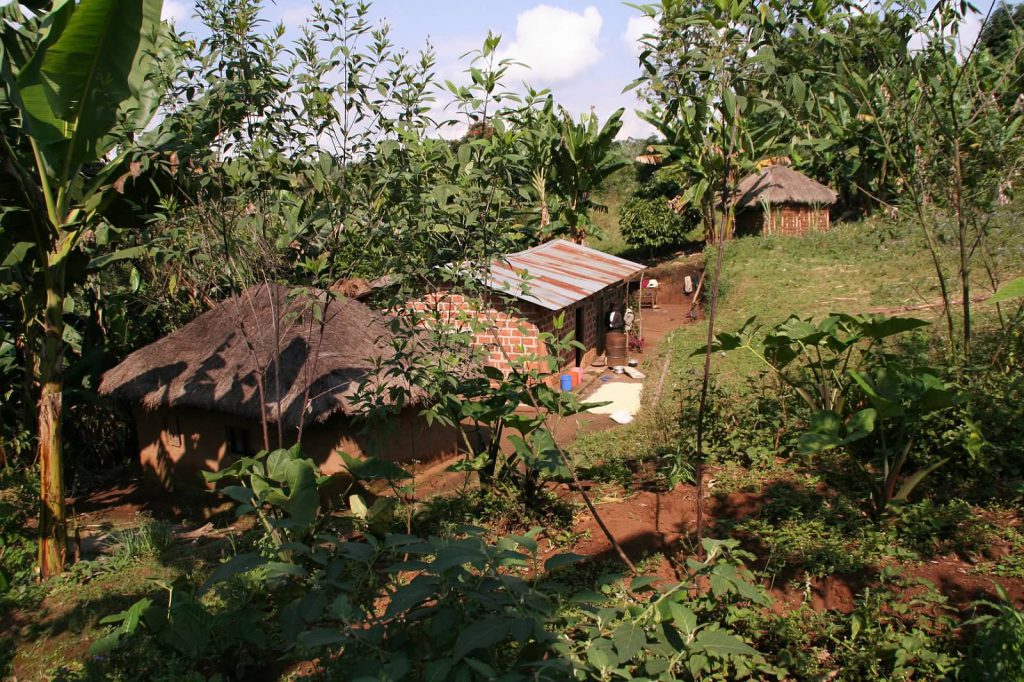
(734, 165, 838, 209)
(100, 284, 421, 431)
(733, 165, 837, 238)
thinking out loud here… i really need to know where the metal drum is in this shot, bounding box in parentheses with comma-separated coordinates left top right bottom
(606, 330, 627, 366)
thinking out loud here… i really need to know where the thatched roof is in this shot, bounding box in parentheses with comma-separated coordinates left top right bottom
(99, 284, 422, 429)
(733, 165, 838, 209)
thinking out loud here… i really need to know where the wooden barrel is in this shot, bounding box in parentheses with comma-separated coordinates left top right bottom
(606, 331, 627, 365)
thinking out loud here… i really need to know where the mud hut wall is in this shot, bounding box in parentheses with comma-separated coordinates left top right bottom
(133, 404, 256, 490)
(133, 404, 457, 490)
(736, 203, 830, 238)
(302, 409, 458, 474)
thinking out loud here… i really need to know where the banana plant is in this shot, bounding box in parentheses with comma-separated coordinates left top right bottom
(0, 0, 165, 576)
(702, 312, 930, 414)
(548, 107, 625, 243)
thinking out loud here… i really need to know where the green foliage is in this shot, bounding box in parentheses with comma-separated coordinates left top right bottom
(806, 357, 960, 515)
(1, 0, 171, 576)
(887, 499, 994, 558)
(545, 108, 626, 243)
(105, 515, 173, 569)
(815, 570, 960, 680)
(202, 444, 334, 549)
(961, 586, 1024, 681)
(92, 527, 781, 680)
(0, 467, 36, 594)
(619, 196, 691, 252)
(421, 306, 589, 501)
(633, 0, 828, 238)
(14, 0, 164, 178)
(708, 312, 962, 515)
(704, 312, 931, 414)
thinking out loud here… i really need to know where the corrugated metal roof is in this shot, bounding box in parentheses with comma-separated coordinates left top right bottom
(484, 240, 645, 311)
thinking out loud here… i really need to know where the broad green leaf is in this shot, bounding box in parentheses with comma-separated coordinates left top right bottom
(808, 410, 842, 436)
(849, 314, 930, 340)
(16, 0, 165, 177)
(693, 629, 759, 657)
(85, 245, 148, 271)
(893, 458, 949, 502)
(202, 553, 268, 590)
(384, 575, 440, 618)
(297, 628, 344, 649)
(544, 552, 587, 571)
(1, 242, 33, 268)
(798, 430, 841, 454)
(844, 408, 877, 442)
(424, 659, 453, 682)
(340, 451, 411, 481)
(586, 639, 617, 670)
(669, 602, 698, 635)
(613, 621, 646, 662)
(453, 616, 510, 660)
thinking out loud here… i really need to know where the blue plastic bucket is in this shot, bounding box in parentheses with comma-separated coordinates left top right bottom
(559, 374, 573, 391)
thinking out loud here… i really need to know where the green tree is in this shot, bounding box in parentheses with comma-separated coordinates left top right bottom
(0, 0, 166, 577)
(633, 0, 839, 548)
(980, 1, 1024, 57)
(848, 0, 1024, 359)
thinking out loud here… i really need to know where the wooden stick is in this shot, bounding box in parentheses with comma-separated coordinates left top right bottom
(687, 270, 706, 319)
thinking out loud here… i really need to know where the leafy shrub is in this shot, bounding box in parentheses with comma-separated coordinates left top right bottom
(619, 196, 691, 252)
(961, 587, 1024, 681)
(90, 447, 787, 680)
(758, 569, 961, 681)
(411, 487, 574, 539)
(887, 499, 994, 558)
(0, 468, 37, 594)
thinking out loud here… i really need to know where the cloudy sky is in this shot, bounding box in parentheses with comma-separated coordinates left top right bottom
(162, 1, 993, 140)
(162, 1, 660, 139)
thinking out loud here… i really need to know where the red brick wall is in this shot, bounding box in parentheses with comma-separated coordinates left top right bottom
(408, 284, 630, 377)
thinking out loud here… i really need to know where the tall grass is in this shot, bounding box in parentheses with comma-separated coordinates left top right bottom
(106, 514, 173, 567)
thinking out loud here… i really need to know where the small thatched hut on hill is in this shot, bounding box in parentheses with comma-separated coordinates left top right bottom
(100, 284, 456, 489)
(733, 165, 838, 237)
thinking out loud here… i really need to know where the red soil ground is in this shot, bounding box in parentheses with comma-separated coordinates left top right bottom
(544, 476, 1024, 615)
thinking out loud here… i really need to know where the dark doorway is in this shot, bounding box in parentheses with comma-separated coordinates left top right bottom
(575, 306, 585, 367)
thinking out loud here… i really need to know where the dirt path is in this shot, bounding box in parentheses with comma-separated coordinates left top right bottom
(542, 480, 1024, 614)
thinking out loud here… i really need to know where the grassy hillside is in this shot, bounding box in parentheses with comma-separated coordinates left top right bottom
(574, 203, 1024, 464)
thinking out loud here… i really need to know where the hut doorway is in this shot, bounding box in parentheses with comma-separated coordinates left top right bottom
(575, 306, 585, 367)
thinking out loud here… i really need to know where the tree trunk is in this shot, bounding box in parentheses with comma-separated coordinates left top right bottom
(953, 143, 971, 360)
(37, 283, 67, 578)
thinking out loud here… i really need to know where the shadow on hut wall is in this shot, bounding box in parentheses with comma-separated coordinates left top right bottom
(132, 405, 460, 492)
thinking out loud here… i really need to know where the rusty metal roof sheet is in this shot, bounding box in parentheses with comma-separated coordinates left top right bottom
(485, 240, 645, 311)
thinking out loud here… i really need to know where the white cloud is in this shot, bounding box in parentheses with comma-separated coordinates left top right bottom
(162, 0, 188, 23)
(623, 15, 658, 57)
(498, 5, 603, 84)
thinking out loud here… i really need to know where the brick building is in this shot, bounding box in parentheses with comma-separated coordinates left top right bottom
(410, 240, 645, 376)
(733, 165, 838, 238)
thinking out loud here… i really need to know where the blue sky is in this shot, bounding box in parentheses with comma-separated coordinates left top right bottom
(162, 1, 660, 138)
